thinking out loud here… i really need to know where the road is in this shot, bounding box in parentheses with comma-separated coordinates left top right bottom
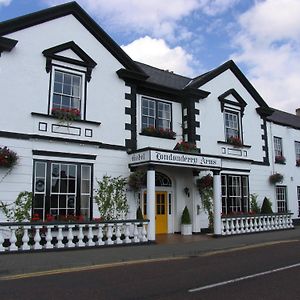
(1, 240, 300, 299)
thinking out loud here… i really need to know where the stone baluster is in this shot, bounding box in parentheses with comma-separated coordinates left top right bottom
(282, 215, 287, 228)
(235, 218, 240, 234)
(67, 225, 75, 248)
(124, 223, 131, 243)
(9, 226, 18, 251)
(230, 218, 235, 235)
(22, 225, 31, 251)
(77, 224, 85, 247)
(249, 217, 254, 232)
(87, 224, 95, 247)
(0, 228, 5, 252)
(56, 225, 65, 248)
(271, 215, 276, 230)
(96, 224, 104, 246)
(240, 217, 245, 233)
(245, 218, 249, 233)
(33, 226, 43, 250)
(266, 216, 270, 230)
(258, 217, 262, 231)
(278, 215, 282, 229)
(115, 223, 123, 244)
(133, 222, 140, 242)
(45, 225, 54, 249)
(106, 224, 114, 245)
(141, 222, 148, 242)
(224, 219, 229, 235)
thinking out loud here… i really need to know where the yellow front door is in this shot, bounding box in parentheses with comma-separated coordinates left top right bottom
(143, 191, 168, 234)
(155, 192, 168, 234)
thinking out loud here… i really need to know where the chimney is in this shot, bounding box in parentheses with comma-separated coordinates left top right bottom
(296, 108, 300, 116)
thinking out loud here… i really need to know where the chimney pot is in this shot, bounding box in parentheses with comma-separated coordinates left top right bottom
(296, 108, 300, 116)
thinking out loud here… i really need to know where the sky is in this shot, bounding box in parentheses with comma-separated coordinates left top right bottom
(1, 0, 300, 114)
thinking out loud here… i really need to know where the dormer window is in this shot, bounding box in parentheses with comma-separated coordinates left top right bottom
(52, 70, 82, 115)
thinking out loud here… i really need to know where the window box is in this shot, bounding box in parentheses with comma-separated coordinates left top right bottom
(275, 155, 286, 164)
(227, 136, 242, 147)
(51, 108, 81, 123)
(141, 126, 176, 139)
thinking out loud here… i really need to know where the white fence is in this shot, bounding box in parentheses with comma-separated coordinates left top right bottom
(0, 220, 149, 253)
(221, 213, 294, 236)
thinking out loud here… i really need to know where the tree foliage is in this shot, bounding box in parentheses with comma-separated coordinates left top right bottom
(0, 191, 32, 222)
(261, 197, 273, 214)
(94, 175, 129, 221)
(250, 193, 260, 214)
(181, 206, 191, 224)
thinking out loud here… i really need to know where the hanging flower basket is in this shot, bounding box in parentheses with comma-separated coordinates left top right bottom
(269, 172, 283, 184)
(174, 141, 198, 153)
(51, 108, 81, 124)
(128, 171, 146, 192)
(227, 136, 242, 147)
(0, 146, 18, 168)
(196, 174, 213, 191)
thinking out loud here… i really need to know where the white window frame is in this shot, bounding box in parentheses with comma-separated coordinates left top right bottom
(50, 66, 85, 117)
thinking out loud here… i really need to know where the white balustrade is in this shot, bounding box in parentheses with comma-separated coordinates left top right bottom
(221, 213, 294, 236)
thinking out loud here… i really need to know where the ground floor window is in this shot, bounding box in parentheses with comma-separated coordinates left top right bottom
(33, 160, 92, 221)
(276, 186, 287, 213)
(221, 174, 249, 214)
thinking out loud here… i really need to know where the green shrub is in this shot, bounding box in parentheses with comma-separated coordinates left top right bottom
(250, 194, 260, 214)
(181, 206, 191, 224)
(260, 197, 273, 214)
(136, 206, 144, 220)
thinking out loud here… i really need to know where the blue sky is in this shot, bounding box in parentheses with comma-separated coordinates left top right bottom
(1, 0, 300, 114)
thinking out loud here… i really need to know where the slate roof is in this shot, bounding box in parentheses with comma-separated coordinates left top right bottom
(267, 109, 300, 130)
(135, 61, 192, 90)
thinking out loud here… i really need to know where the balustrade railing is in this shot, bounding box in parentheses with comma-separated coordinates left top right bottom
(0, 219, 149, 253)
(221, 213, 294, 236)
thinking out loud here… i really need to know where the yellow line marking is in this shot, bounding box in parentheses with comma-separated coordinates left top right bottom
(1, 239, 299, 281)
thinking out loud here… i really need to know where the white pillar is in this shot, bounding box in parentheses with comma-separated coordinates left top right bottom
(213, 170, 222, 235)
(147, 167, 156, 241)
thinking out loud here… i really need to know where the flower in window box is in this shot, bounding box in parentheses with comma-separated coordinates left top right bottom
(46, 214, 54, 222)
(296, 159, 300, 167)
(0, 146, 18, 168)
(227, 136, 242, 147)
(269, 172, 284, 184)
(174, 141, 198, 153)
(141, 126, 176, 139)
(275, 155, 286, 164)
(31, 213, 41, 222)
(51, 108, 81, 124)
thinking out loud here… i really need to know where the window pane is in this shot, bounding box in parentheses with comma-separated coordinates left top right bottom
(81, 195, 89, 209)
(63, 84, 71, 95)
(64, 73, 71, 85)
(54, 82, 62, 93)
(55, 71, 63, 82)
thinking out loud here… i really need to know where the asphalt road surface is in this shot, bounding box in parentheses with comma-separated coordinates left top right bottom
(1, 240, 300, 299)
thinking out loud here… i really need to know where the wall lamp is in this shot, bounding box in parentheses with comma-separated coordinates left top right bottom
(184, 187, 190, 197)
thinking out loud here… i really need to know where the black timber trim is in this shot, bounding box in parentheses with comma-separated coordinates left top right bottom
(43, 41, 97, 81)
(0, 36, 18, 56)
(0, 2, 145, 74)
(31, 112, 101, 126)
(221, 167, 251, 173)
(182, 99, 200, 144)
(256, 107, 274, 117)
(189, 60, 270, 110)
(32, 150, 96, 160)
(0, 130, 126, 151)
(261, 118, 270, 165)
(218, 88, 247, 115)
(124, 83, 137, 151)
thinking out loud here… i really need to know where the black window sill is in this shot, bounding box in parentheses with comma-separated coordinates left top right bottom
(139, 132, 176, 140)
(31, 112, 101, 126)
(217, 140, 251, 149)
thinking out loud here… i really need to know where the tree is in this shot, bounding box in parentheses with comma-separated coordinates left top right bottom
(94, 175, 129, 221)
(261, 197, 273, 214)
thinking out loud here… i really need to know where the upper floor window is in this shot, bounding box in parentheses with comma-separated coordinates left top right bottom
(52, 70, 82, 113)
(140, 97, 175, 139)
(224, 110, 240, 142)
(274, 137, 285, 164)
(295, 142, 300, 166)
(141, 97, 171, 130)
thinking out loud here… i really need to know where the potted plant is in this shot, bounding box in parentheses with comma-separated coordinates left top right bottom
(227, 136, 242, 147)
(269, 172, 283, 185)
(275, 155, 286, 164)
(260, 197, 273, 214)
(174, 141, 198, 153)
(0, 146, 18, 168)
(181, 206, 192, 235)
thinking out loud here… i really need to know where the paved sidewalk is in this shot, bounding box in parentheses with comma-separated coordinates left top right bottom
(1, 227, 299, 277)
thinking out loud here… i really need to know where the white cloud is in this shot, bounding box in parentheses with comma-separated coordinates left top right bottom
(0, 0, 12, 6)
(44, 0, 239, 40)
(122, 36, 196, 77)
(232, 0, 300, 113)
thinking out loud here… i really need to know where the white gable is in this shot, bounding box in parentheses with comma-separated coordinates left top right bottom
(55, 49, 83, 61)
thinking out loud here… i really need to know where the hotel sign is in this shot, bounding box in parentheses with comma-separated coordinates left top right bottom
(129, 150, 221, 169)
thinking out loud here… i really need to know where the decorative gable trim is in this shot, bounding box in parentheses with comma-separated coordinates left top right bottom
(0, 1, 145, 75)
(0, 36, 18, 56)
(43, 41, 97, 81)
(218, 88, 247, 116)
(188, 60, 270, 110)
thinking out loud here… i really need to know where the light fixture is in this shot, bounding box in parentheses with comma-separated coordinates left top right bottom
(184, 187, 190, 197)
